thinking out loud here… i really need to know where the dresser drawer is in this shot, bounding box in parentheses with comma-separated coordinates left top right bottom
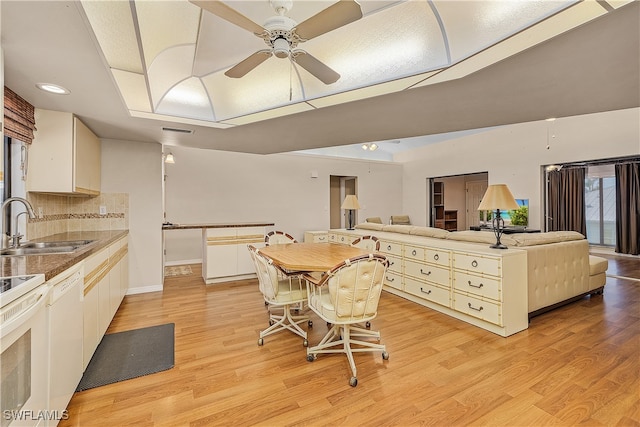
(454, 253, 501, 277)
(453, 271, 501, 301)
(385, 254, 402, 273)
(453, 293, 502, 325)
(405, 277, 450, 307)
(424, 248, 450, 267)
(379, 240, 402, 256)
(405, 245, 425, 261)
(404, 260, 450, 287)
(304, 231, 328, 243)
(384, 270, 403, 290)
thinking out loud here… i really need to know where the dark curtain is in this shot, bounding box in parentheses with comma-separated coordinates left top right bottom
(615, 162, 640, 255)
(547, 167, 587, 235)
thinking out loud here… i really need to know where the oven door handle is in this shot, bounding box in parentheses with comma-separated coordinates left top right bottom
(0, 285, 50, 337)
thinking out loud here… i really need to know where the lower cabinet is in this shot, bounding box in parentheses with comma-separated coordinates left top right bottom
(202, 227, 265, 284)
(82, 235, 129, 370)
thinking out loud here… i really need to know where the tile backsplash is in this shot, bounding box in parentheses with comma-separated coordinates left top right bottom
(27, 193, 129, 240)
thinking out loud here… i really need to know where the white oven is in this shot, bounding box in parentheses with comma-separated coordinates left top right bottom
(0, 275, 49, 427)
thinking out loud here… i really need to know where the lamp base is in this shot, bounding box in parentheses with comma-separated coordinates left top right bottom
(489, 243, 508, 250)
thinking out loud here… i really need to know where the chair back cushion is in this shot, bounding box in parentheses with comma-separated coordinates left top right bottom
(365, 217, 383, 224)
(253, 251, 280, 299)
(391, 215, 411, 225)
(351, 235, 380, 251)
(326, 254, 388, 321)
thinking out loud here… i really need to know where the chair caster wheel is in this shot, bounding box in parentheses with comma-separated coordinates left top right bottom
(303, 339, 308, 347)
(349, 377, 358, 387)
(366, 321, 371, 329)
(382, 351, 389, 360)
(308, 320, 313, 327)
(307, 354, 316, 362)
(258, 338, 264, 346)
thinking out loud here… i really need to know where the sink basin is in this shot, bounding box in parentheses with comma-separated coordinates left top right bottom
(1, 240, 95, 256)
(20, 239, 95, 249)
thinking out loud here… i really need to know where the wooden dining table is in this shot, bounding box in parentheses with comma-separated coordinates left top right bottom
(259, 243, 373, 273)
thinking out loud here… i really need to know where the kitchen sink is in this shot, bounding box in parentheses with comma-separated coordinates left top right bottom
(0, 240, 95, 256)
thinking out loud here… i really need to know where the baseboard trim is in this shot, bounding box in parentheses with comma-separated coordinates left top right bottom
(126, 284, 163, 295)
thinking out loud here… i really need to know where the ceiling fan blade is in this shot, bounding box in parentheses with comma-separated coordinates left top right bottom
(294, 0, 363, 41)
(225, 50, 273, 78)
(190, 0, 266, 36)
(291, 51, 340, 84)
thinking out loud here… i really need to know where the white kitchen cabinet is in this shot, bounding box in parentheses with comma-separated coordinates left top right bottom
(82, 235, 129, 369)
(202, 226, 265, 284)
(27, 109, 101, 196)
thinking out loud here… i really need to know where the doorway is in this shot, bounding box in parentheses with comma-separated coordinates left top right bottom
(330, 175, 357, 229)
(427, 172, 488, 230)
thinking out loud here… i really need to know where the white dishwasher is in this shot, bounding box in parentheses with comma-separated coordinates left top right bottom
(46, 262, 84, 426)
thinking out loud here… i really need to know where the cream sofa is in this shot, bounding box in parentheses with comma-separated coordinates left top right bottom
(349, 223, 608, 318)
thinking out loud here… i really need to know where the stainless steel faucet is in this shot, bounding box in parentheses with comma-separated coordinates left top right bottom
(1, 197, 37, 249)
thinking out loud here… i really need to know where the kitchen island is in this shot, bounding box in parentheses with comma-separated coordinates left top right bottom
(162, 222, 274, 284)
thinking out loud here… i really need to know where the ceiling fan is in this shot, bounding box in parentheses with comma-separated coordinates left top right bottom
(190, 0, 363, 84)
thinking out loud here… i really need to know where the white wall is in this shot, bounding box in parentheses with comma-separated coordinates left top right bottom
(101, 139, 164, 293)
(397, 108, 640, 229)
(163, 149, 403, 263)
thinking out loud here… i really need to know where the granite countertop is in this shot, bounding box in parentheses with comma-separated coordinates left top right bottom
(162, 222, 274, 230)
(0, 230, 129, 281)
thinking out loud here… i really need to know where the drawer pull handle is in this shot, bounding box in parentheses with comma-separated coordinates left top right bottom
(420, 269, 431, 276)
(318, 237, 325, 241)
(468, 302, 484, 312)
(471, 260, 478, 268)
(412, 249, 417, 256)
(434, 254, 439, 261)
(387, 245, 392, 250)
(341, 237, 345, 241)
(389, 261, 395, 266)
(386, 276, 395, 282)
(420, 287, 432, 295)
(468, 280, 483, 289)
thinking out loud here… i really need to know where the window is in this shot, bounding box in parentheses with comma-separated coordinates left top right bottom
(585, 164, 616, 246)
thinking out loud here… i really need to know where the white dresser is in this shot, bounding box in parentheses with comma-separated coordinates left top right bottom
(329, 229, 528, 337)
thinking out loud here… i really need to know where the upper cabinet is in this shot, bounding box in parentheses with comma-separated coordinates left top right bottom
(27, 109, 101, 196)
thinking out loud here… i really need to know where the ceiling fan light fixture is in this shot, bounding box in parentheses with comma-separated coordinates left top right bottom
(273, 37, 290, 58)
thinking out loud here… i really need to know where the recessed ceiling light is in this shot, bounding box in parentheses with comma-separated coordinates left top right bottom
(36, 83, 70, 95)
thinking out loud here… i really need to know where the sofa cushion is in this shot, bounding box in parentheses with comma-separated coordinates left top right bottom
(355, 222, 384, 231)
(409, 226, 450, 239)
(382, 224, 413, 234)
(510, 231, 585, 247)
(445, 230, 517, 247)
(589, 255, 608, 276)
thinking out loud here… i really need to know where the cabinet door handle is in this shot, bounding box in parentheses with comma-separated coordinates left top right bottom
(420, 269, 431, 276)
(467, 280, 483, 289)
(386, 276, 395, 282)
(341, 237, 345, 242)
(471, 260, 478, 268)
(420, 287, 432, 295)
(434, 254, 439, 261)
(387, 245, 392, 251)
(389, 261, 395, 266)
(468, 302, 484, 312)
(412, 249, 417, 256)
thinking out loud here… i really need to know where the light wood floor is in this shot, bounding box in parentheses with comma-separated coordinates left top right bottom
(61, 257, 639, 427)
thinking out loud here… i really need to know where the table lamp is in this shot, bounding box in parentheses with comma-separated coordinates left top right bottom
(341, 195, 361, 230)
(477, 184, 519, 249)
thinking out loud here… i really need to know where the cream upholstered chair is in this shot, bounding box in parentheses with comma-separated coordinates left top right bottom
(390, 215, 411, 225)
(248, 245, 310, 346)
(304, 253, 389, 387)
(365, 217, 383, 224)
(350, 235, 380, 252)
(265, 230, 297, 245)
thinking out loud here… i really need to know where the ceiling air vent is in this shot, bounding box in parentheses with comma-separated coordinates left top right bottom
(162, 127, 193, 134)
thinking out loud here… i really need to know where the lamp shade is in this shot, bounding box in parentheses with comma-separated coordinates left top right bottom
(477, 184, 519, 211)
(341, 195, 361, 210)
